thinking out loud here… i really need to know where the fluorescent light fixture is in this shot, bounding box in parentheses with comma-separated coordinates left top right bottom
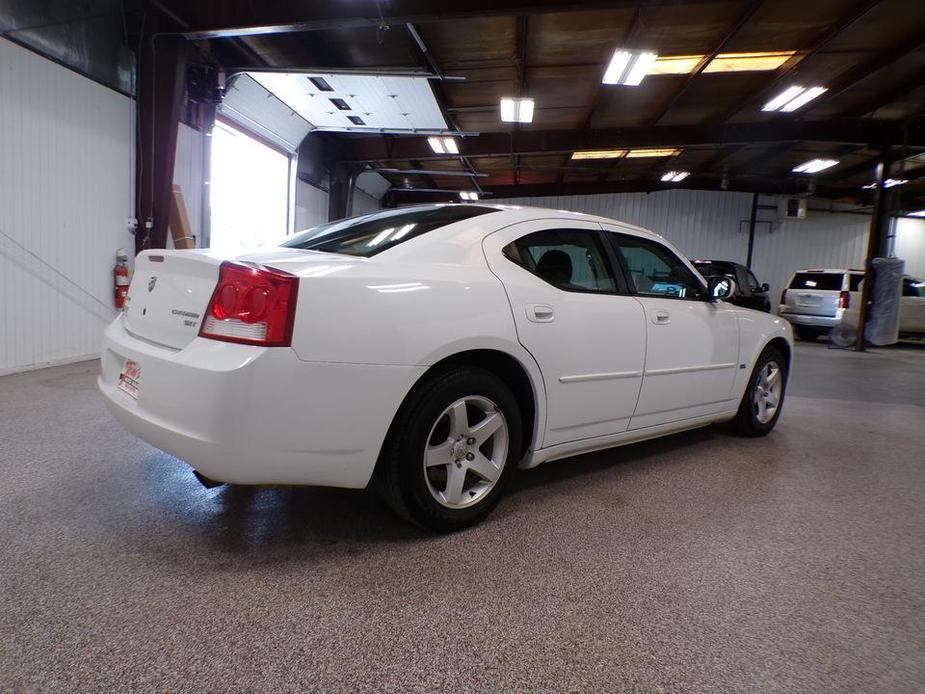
(624, 148, 682, 158)
(792, 158, 839, 174)
(427, 137, 459, 155)
(907, 209, 925, 217)
(780, 86, 828, 112)
(571, 149, 627, 160)
(500, 97, 535, 123)
(603, 50, 658, 86)
(762, 85, 828, 112)
(459, 191, 479, 201)
(661, 171, 690, 182)
(863, 178, 909, 189)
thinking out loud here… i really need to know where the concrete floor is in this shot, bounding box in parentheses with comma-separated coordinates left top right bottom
(1, 341, 924, 692)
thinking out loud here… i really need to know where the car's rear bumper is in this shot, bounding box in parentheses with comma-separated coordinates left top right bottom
(777, 309, 842, 329)
(98, 315, 425, 487)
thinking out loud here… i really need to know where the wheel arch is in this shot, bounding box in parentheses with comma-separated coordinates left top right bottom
(374, 348, 543, 479)
(765, 336, 791, 371)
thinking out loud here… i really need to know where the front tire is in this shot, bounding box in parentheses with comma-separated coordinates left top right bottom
(376, 367, 522, 532)
(731, 346, 787, 437)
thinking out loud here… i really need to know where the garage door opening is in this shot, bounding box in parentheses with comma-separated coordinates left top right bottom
(210, 120, 291, 254)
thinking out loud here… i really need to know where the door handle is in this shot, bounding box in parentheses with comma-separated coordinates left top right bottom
(526, 303, 555, 323)
(651, 309, 671, 325)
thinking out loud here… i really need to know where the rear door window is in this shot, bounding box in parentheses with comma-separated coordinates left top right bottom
(503, 229, 620, 293)
(789, 272, 844, 291)
(849, 274, 865, 291)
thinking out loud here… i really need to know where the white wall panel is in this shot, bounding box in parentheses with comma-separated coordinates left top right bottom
(353, 188, 380, 216)
(895, 218, 925, 278)
(294, 181, 329, 231)
(0, 38, 133, 374)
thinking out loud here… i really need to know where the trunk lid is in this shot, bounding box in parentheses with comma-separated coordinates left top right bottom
(124, 250, 223, 349)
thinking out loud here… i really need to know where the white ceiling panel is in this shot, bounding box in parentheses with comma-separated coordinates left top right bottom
(247, 72, 449, 132)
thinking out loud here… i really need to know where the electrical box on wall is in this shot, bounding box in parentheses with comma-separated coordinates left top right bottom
(780, 198, 807, 219)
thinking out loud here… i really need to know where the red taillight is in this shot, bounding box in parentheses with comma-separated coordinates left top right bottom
(199, 261, 299, 346)
(838, 290, 850, 309)
(780, 288, 787, 305)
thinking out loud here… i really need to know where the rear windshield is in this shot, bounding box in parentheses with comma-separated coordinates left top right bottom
(789, 272, 844, 291)
(281, 205, 499, 257)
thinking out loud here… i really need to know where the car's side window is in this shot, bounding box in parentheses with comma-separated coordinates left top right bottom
(746, 270, 761, 292)
(849, 274, 865, 291)
(503, 229, 619, 293)
(611, 236, 705, 300)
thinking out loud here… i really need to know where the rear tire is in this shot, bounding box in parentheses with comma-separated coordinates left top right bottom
(375, 367, 522, 532)
(794, 326, 818, 341)
(731, 346, 787, 437)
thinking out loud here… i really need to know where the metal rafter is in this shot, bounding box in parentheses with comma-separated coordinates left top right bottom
(180, 0, 743, 40)
(720, 0, 885, 121)
(343, 120, 925, 163)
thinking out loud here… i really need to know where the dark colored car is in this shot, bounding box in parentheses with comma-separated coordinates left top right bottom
(692, 259, 772, 312)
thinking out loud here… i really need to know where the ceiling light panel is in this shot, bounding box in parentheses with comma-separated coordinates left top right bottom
(427, 137, 459, 155)
(661, 171, 690, 182)
(603, 50, 658, 86)
(500, 97, 535, 123)
(625, 148, 682, 158)
(908, 210, 925, 217)
(793, 158, 839, 174)
(648, 51, 797, 76)
(762, 85, 828, 112)
(703, 51, 796, 73)
(863, 178, 908, 189)
(571, 149, 628, 160)
(247, 72, 448, 130)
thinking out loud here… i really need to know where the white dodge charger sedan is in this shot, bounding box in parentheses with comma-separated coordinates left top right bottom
(99, 204, 792, 531)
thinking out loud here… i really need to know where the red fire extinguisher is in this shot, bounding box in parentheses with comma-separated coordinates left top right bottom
(114, 248, 131, 309)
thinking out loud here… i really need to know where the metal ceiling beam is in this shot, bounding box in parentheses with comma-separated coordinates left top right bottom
(805, 33, 925, 113)
(343, 120, 925, 162)
(181, 0, 742, 40)
(846, 73, 925, 117)
(387, 176, 866, 203)
(374, 168, 488, 177)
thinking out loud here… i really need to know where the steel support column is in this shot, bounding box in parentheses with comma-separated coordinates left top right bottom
(136, 32, 188, 252)
(745, 192, 759, 268)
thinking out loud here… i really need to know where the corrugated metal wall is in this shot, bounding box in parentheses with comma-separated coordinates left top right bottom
(494, 189, 923, 308)
(0, 38, 133, 375)
(895, 219, 925, 278)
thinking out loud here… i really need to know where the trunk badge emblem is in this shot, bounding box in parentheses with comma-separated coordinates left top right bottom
(148, 276, 157, 292)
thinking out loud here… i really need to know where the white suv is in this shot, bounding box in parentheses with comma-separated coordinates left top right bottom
(779, 268, 925, 340)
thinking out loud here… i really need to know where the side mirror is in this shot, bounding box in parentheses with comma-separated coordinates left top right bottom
(760, 283, 770, 293)
(709, 275, 738, 301)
